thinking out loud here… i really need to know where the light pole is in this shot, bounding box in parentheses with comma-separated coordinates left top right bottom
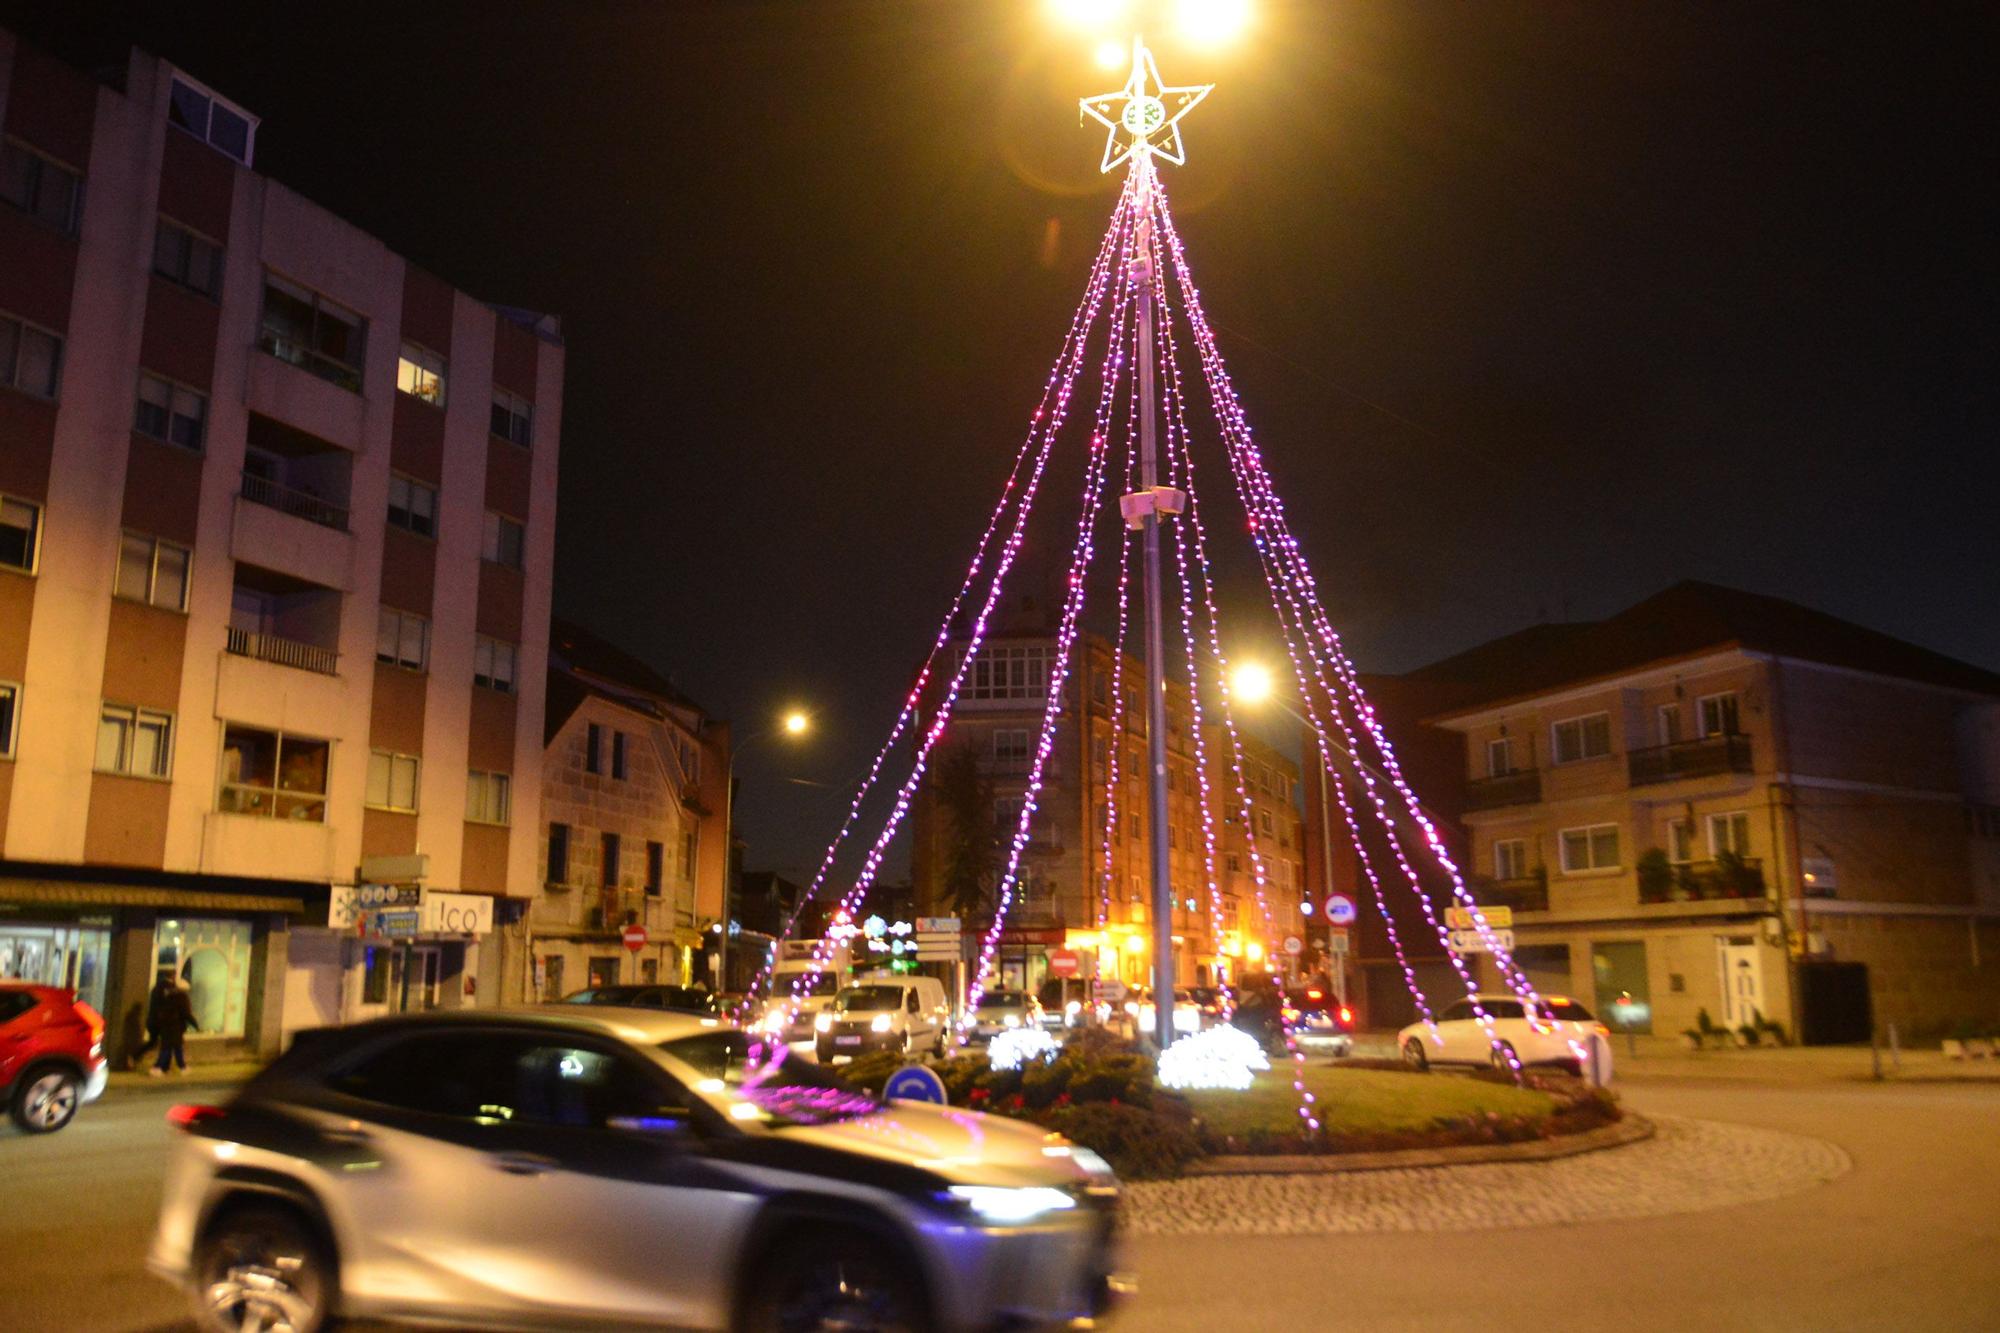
(715, 709, 812, 993)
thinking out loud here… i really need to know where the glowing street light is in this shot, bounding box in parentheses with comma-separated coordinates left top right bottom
(1048, 0, 1133, 30)
(782, 709, 811, 737)
(1230, 660, 1274, 704)
(1174, 0, 1252, 47)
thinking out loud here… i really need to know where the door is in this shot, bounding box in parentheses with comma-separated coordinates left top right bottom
(904, 986, 930, 1048)
(1718, 938, 1764, 1030)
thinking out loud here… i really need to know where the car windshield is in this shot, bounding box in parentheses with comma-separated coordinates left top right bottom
(660, 1031, 880, 1127)
(835, 985, 904, 1012)
(773, 973, 840, 998)
(977, 992, 1026, 1009)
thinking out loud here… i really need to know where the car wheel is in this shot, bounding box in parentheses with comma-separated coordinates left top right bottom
(192, 1205, 332, 1333)
(1490, 1040, 1519, 1071)
(1402, 1038, 1429, 1073)
(10, 1066, 80, 1133)
(741, 1233, 925, 1333)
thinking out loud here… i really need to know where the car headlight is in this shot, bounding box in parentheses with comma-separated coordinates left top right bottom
(946, 1185, 1077, 1224)
(871, 1013, 893, 1033)
(1003, 1013, 1021, 1028)
(814, 1012, 835, 1033)
(1065, 1000, 1081, 1015)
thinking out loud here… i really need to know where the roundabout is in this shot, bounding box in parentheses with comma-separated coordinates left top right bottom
(1122, 1114, 1849, 1235)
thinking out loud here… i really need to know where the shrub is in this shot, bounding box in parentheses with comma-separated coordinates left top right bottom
(1045, 1100, 1200, 1180)
(1696, 1008, 1718, 1036)
(836, 1050, 906, 1095)
(1636, 848, 1675, 901)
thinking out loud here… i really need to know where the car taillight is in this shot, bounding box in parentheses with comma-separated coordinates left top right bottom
(1338, 1006, 1353, 1026)
(74, 1000, 105, 1042)
(1593, 1023, 1611, 1038)
(167, 1104, 228, 1131)
(1306, 989, 1324, 1001)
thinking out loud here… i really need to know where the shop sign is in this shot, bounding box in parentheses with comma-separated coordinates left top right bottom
(422, 892, 494, 937)
(365, 909, 421, 938)
(914, 916, 961, 934)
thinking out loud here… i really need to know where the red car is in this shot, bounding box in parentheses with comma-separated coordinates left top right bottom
(1, 982, 109, 1133)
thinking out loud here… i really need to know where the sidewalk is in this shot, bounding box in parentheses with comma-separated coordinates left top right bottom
(102, 1060, 263, 1098)
(1345, 1031, 2000, 1085)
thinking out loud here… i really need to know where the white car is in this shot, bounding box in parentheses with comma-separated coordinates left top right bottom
(1398, 993, 1613, 1081)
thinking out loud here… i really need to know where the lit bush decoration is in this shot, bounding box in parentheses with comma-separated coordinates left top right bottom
(1156, 1024, 1270, 1092)
(987, 1028, 1062, 1072)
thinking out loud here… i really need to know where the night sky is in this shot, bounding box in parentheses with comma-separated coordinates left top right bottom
(11, 1, 1995, 881)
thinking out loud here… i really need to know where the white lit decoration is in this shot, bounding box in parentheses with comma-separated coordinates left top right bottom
(1079, 39, 1213, 174)
(988, 1028, 1062, 1072)
(1157, 1024, 1270, 1092)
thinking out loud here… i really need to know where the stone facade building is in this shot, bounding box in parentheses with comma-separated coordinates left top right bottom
(529, 620, 730, 1000)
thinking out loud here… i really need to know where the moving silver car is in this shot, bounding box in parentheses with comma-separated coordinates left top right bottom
(149, 1006, 1125, 1331)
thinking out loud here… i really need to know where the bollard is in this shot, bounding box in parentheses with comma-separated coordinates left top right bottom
(1889, 1022, 1901, 1072)
(1870, 1025, 1883, 1080)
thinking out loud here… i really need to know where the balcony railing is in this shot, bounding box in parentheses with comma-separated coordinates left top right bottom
(1476, 876, 1550, 913)
(1639, 856, 1767, 904)
(258, 331, 363, 393)
(241, 470, 349, 531)
(1628, 732, 1753, 786)
(226, 626, 339, 675)
(1464, 767, 1542, 811)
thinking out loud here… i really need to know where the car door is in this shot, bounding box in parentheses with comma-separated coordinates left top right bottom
(1434, 999, 1477, 1063)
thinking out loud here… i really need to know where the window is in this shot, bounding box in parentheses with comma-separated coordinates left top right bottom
(376, 607, 429, 671)
(1657, 705, 1683, 746)
(1707, 811, 1752, 858)
(329, 1031, 666, 1128)
(482, 511, 525, 568)
(365, 750, 419, 812)
(1551, 713, 1612, 764)
(491, 388, 532, 447)
(995, 795, 1025, 833)
(0, 139, 81, 233)
(94, 704, 173, 778)
(1698, 693, 1740, 737)
(473, 636, 516, 693)
(585, 722, 603, 774)
(386, 474, 437, 538)
(396, 342, 446, 405)
(259, 274, 365, 391)
(1667, 819, 1695, 864)
(646, 841, 664, 896)
(2, 495, 44, 573)
(115, 532, 191, 611)
(969, 644, 1049, 701)
(993, 728, 1031, 764)
(1558, 823, 1621, 873)
(134, 373, 207, 451)
(548, 823, 571, 884)
(0, 681, 15, 759)
(218, 725, 330, 821)
(167, 74, 257, 166)
(1494, 838, 1528, 881)
(467, 770, 511, 825)
(1801, 856, 1838, 897)
(601, 832, 621, 888)
(151, 219, 221, 297)
(681, 830, 696, 877)
(1258, 809, 1275, 836)
(1, 312, 62, 399)
(610, 731, 629, 780)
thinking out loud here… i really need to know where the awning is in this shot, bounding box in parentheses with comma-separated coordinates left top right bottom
(0, 879, 309, 915)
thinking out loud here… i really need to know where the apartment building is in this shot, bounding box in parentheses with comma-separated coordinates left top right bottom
(0, 35, 561, 1059)
(529, 621, 730, 1000)
(910, 598, 1307, 993)
(1416, 583, 2000, 1040)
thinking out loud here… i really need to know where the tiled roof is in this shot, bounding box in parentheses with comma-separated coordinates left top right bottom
(545, 617, 708, 742)
(1413, 581, 2000, 715)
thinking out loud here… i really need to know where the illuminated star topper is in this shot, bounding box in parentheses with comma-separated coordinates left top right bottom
(1079, 39, 1213, 174)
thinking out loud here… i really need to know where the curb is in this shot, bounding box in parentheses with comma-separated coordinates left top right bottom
(1188, 1113, 1655, 1176)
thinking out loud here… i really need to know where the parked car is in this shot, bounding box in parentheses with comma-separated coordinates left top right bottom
(815, 976, 952, 1061)
(561, 984, 717, 1014)
(1, 982, 108, 1134)
(1286, 985, 1356, 1056)
(1398, 993, 1613, 1077)
(150, 1008, 1126, 1331)
(968, 989, 1044, 1042)
(1129, 988, 1202, 1038)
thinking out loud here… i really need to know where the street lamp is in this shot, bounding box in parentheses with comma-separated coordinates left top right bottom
(716, 708, 814, 992)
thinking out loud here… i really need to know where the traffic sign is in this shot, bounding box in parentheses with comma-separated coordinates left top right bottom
(885, 1065, 948, 1104)
(1283, 935, 1304, 956)
(1046, 949, 1081, 979)
(1325, 894, 1357, 926)
(1448, 928, 1515, 955)
(1326, 927, 1350, 955)
(1445, 905, 1513, 930)
(915, 916, 961, 934)
(622, 924, 649, 952)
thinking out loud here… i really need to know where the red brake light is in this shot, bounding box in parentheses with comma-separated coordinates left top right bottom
(1306, 989, 1324, 1000)
(167, 1104, 227, 1131)
(73, 1000, 105, 1041)
(1338, 1006, 1353, 1025)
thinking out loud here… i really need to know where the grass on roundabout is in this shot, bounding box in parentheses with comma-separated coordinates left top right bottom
(1178, 1063, 1556, 1141)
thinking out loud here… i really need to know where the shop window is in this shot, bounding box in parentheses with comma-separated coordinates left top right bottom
(0, 923, 111, 1013)
(155, 918, 252, 1039)
(1589, 940, 1652, 1034)
(218, 724, 330, 821)
(96, 703, 174, 778)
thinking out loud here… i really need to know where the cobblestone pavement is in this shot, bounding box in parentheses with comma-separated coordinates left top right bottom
(1122, 1113, 1849, 1234)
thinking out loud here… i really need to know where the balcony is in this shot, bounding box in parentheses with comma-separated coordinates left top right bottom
(241, 469, 348, 531)
(1628, 732, 1754, 787)
(225, 626, 338, 676)
(1639, 856, 1767, 905)
(1464, 767, 1542, 811)
(1476, 876, 1549, 913)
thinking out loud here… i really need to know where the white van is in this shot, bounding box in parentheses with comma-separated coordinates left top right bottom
(814, 974, 953, 1061)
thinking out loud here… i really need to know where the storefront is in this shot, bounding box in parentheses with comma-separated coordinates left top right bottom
(293, 885, 496, 1031)
(0, 916, 112, 1012)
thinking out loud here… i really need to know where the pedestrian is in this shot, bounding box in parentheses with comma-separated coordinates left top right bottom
(148, 972, 198, 1077)
(128, 974, 169, 1070)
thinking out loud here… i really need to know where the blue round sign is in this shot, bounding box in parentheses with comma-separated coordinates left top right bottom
(883, 1064, 948, 1105)
(1326, 894, 1358, 926)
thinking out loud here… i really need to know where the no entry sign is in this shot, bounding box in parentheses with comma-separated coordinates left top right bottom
(1046, 949, 1081, 979)
(622, 924, 648, 952)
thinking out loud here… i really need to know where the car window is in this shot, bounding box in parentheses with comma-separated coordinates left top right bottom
(0, 991, 39, 1023)
(1542, 1000, 1595, 1021)
(1439, 1000, 1472, 1023)
(978, 992, 1024, 1009)
(906, 990, 921, 1014)
(330, 1031, 668, 1129)
(836, 985, 903, 1012)
(1486, 1000, 1525, 1019)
